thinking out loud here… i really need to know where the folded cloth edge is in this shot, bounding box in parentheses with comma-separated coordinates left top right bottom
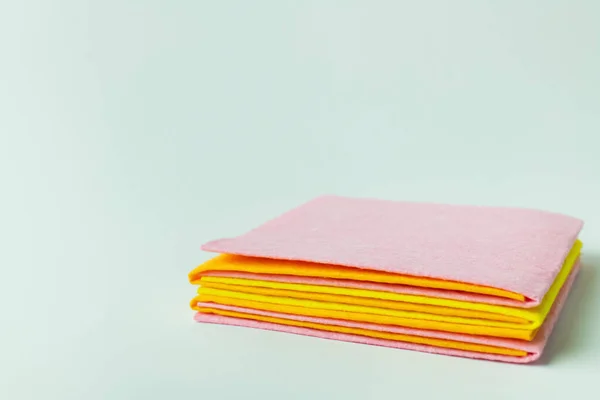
(194, 261, 581, 363)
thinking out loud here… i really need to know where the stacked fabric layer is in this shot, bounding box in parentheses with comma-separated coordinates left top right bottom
(189, 196, 584, 363)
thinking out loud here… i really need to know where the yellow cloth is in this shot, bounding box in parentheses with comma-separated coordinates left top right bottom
(197, 307, 528, 357)
(193, 292, 535, 339)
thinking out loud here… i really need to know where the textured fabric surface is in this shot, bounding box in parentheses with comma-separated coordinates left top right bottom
(201, 195, 583, 303)
(194, 263, 580, 363)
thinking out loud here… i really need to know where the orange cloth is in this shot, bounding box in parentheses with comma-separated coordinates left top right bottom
(189, 254, 525, 301)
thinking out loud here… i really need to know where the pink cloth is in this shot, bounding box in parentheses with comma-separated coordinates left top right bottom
(195, 262, 580, 363)
(202, 195, 583, 305)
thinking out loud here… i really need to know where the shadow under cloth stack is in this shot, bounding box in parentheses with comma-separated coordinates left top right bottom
(188, 196, 584, 363)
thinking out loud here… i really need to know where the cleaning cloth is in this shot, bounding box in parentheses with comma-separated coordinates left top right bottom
(190, 196, 584, 362)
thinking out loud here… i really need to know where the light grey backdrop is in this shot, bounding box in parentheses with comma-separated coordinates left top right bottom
(1, 1, 599, 399)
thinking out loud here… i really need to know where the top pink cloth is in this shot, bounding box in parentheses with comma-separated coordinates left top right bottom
(201, 195, 583, 303)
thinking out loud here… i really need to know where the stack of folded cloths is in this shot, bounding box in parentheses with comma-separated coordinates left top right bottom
(189, 195, 584, 363)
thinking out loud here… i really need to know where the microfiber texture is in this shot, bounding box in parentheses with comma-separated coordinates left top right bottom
(201, 195, 583, 304)
(194, 262, 580, 363)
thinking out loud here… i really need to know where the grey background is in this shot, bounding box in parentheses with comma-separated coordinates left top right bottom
(1, 1, 599, 399)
